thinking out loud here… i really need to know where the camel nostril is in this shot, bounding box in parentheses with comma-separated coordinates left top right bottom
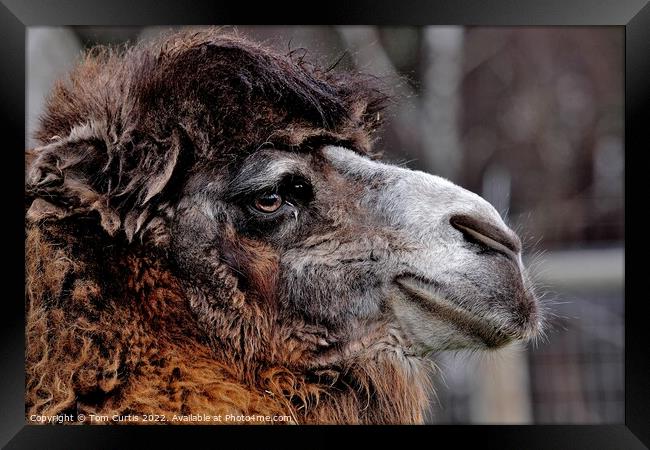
(449, 213, 522, 258)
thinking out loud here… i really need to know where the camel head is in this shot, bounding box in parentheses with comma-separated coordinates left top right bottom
(171, 141, 540, 360)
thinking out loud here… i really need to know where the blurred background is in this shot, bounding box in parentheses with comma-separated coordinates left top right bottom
(26, 26, 624, 424)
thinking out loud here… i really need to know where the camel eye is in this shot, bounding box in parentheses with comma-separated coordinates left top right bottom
(254, 192, 283, 213)
(247, 175, 312, 216)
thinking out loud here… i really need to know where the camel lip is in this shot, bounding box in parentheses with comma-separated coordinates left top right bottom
(394, 275, 517, 349)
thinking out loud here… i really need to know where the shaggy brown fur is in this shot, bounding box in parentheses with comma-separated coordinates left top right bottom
(26, 29, 432, 424)
(26, 221, 429, 424)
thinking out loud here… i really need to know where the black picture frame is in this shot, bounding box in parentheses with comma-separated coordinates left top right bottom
(2, 0, 647, 448)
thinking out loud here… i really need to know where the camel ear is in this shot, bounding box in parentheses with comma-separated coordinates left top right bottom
(26, 122, 188, 241)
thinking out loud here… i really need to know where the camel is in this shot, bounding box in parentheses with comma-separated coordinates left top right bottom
(25, 28, 541, 424)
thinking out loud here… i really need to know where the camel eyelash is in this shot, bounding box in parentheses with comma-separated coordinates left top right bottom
(250, 175, 312, 202)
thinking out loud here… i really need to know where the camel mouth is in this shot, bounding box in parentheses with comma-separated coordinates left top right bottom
(394, 275, 519, 349)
